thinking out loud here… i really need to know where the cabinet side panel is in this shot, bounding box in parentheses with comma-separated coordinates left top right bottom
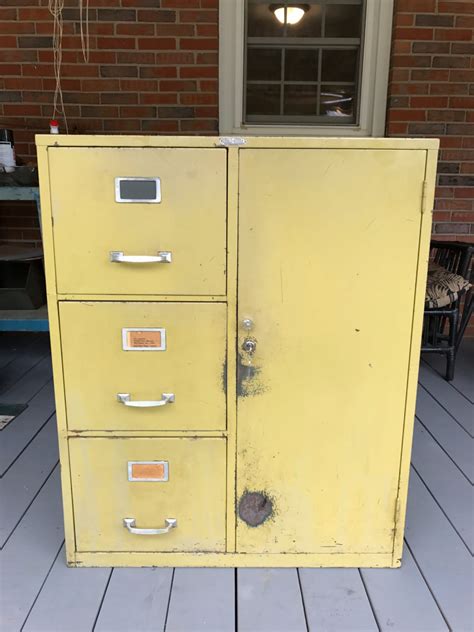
(37, 145, 77, 563)
(392, 148, 437, 565)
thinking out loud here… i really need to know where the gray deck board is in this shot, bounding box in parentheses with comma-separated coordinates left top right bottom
(418, 364, 473, 436)
(166, 568, 235, 632)
(424, 339, 474, 403)
(0, 380, 55, 475)
(237, 568, 307, 632)
(299, 568, 378, 631)
(411, 421, 473, 553)
(361, 545, 448, 631)
(405, 468, 474, 632)
(1, 354, 52, 406)
(0, 415, 58, 547)
(0, 334, 50, 396)
(95, 568, 173, 632)
(0, 333, 39, 369)
(1, 334, 473, 632)
(0, 467, 63, 632)
(416, 387, 473, 482)
(22, 544, 110, 632)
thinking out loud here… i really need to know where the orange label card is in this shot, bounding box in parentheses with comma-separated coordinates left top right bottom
(128, 461, 169, 482)
(122, 328, 166, 351)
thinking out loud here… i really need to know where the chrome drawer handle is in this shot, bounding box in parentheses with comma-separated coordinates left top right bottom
(110, 251, 172, 264)
(117, 393, 175, 408)
(123, 518, 177, 536)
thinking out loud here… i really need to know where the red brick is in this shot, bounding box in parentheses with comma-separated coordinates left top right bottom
(162, 0, 200, 6)
(196, 52, 217, 64)
(137, 10, 176, 22)
(0, 9, 17, 19)
(410, 96, 449, 108)
(452, 212, 474, 222)
(430, 82, 469, 94)
(0, 22, 34, 34)
(454, 188, 474, 199)
(97, 37, 136, 50)
(456, 16, 474, 28)
(140, 92, 178, 104)
(120, 106, 156, 118)
(116, 24, 154, 36)
(137, 37, 177, 50)
(139, 66, 177, 78)
(160, 79, 197, 91)
(120, 79, 158, 91)
(180, 10, 217, 22)
(179, 65, 217, 78)
(434, 28, 472, 41)
(396, 0, 436, 11)
(81, 79, 120, 91)
(394, 27, 434, 40)
(196, 24, 218, 37)
(411, 69, 450, 81)
(388, 109, 426, 122)
(155, 24, 195, 36)
(392, 41, 412, 54)
(18, 8, 50, 20)
(179, 38, 217, 50)
(394, 13, 414, 27)
(179, 92, 217, 105)
(0, 64, 21, 75)
(449, 97, 474, 109)
(438, 2, 474, 14)
(141, 119, 179, 132)
(391, 55, 431, 67)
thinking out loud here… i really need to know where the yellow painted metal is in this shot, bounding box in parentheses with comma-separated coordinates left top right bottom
(236, 148, 429, 555)
(36, 135, 438, 567)
(59, 301, 227, 431)
(69, 437, 226, 552)
(48, 147, 227, 296)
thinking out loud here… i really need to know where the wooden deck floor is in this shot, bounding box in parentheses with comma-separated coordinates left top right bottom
(0, 333, 472, 632)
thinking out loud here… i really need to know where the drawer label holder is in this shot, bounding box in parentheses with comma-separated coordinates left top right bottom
(122, 328, 166, 351)
(128, 461, 169, 482)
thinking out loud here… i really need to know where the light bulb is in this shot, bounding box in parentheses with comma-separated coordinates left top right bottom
(273, 6, 306, 25)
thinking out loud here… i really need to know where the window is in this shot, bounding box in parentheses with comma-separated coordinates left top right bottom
(219, 0, 394, 136)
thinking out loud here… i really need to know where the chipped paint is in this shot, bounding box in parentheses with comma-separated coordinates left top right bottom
(237, 351, 268, 398)
(238, 490, 275, 527)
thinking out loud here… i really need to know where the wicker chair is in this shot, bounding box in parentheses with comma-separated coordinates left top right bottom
(421, 240, 473, 381)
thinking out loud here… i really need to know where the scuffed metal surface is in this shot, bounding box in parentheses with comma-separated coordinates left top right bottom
(238, 491, 274, 527)
(237, 350, 268, 398)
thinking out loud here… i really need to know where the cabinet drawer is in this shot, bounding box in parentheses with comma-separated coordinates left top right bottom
(70, 438, 226, 552)
(60, 301, 226, 431)
(48, 147, 226, 296)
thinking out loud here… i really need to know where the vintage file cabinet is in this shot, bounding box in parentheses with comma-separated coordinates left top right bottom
(36, 135, 438, 567)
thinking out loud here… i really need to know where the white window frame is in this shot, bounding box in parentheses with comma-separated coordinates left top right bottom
(219, 0, 394, 137)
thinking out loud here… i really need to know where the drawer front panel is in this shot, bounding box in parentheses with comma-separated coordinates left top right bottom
(60, 301, 226, 431)
(49, 147, 227, 296)
(70, 438, 226, 552)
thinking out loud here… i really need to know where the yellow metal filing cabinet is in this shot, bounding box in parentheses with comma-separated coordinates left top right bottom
(36, 135, 438, 568)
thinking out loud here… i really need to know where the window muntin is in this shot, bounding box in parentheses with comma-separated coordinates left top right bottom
(244, 0, 365, 125)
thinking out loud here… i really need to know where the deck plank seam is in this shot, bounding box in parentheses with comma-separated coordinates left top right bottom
(296, 568, 310, 632)
(415, 416, 473, 485)
(163, 567, 176, 632)
(19, 539, 65, 632)
(417, 382, 473, 439)
(410, 464, 473, 556)
(0, 460, 60, 551)
(0, 409, 57, 478)
(234, 567, 238, 632)
(91, 567, 114, 632)
(403, 538, 452, 631)
(358, 568, 382, 632)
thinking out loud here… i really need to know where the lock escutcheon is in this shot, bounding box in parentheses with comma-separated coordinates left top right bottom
(242, 338, 257, 354)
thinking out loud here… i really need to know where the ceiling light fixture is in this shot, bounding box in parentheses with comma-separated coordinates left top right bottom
(270, 4, 309, 25)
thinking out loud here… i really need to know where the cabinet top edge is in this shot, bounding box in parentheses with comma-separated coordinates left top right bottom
(35, 134, 439, 151)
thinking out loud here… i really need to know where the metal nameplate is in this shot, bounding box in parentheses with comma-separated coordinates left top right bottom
(122, 328, 166, 351)
(128, 461, 169, 482)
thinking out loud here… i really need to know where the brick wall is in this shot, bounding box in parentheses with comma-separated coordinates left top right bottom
(386, 0, 474, 244)
(0, 0, 218, 162)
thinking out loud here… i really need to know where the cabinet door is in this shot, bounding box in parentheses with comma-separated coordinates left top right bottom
(48, 147, 226, 296)
(60, 301, 227, 431)
(236, 148, 427, 554)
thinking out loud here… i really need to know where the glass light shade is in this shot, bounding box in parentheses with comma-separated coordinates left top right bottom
(273, 6, 306, 25)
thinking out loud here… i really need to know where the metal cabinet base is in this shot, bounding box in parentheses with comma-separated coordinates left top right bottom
(37, 135, 438, 568)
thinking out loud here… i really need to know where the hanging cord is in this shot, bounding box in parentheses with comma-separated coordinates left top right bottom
(48, 0, 68, 133)
(79, 0, 90, 63)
